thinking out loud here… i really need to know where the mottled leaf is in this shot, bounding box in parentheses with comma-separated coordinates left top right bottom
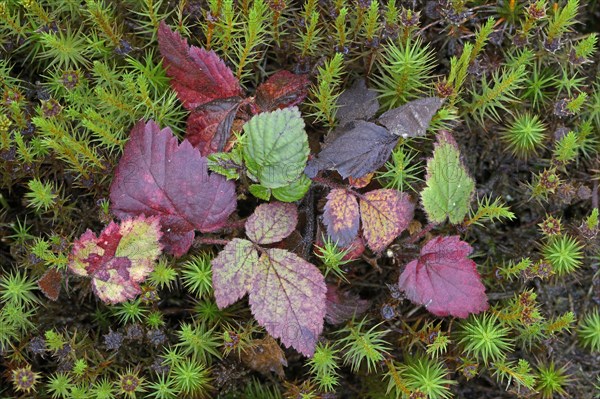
(157, 21, 242, 109)
(335, 79, 380, 125)
(110, 120, 237, 256)
(421, 131, 475, 224)
(349, 173, 373, 188)
(359, 189, 414, 253)
(325, 284, 370, 324)
(186, 97, 242, 156)
(211, 238, 259, 308)
(305, 120, 399, 179)
(377, 97, 444, 138)
(255, 70, 310, 111)
(243, 107, 309, 189)
(323, 189, 360, 247)
(398, 236, 489, 318)
(249, 248, 326, 356)
(68, 216, 162, 304)
(246, 202, 298, 245)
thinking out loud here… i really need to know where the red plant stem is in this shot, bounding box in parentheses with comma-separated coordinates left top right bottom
(407, 223, 436, 245)
(195, 237, 230, 246)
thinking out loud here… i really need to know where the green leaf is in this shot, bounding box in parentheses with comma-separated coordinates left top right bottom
(272, 174, 311, 202)
(249, 184, 271, 200)
(207, 151, 242, 180)
(243, 107, 309, 189)
(421, 132, 475, 224)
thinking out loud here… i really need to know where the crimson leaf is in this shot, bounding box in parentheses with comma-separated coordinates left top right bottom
(110, 120, 236, 257)
(186, 97, 243, 156)
(255, 70, 310, 112)
(157, 21, 242, 110)
(398, 236, 489, 318)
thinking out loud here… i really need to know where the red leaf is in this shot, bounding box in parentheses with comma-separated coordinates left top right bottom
(325, 284, 370, 324)
(245, 202, 298, 245)
(109, 120, 237, 256)
(323, 189, 359, 247)
(255, 71, 310, 112)
(157, 21, 242, 110)
(186, 97, 242, 156)
(359, 189, 414, 253)
(398, 236, 489, 318)
(250, 248, 326, 356)
(38, 268, 62, 301)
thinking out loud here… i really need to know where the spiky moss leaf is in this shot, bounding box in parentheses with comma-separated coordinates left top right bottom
(399, 236, 488, 318)
(359, 189, 414, 253)
(157, 21, 242, 110)
(68, 216, 162, 304)
(272, 174, 311, 202)
(211, 238, 258, 308)
(243, 107, 309, 189)
(323, 189, 360, 247)
(245, 202, 298, 245)
(250, 249, 326, 356)
(109, 120, 237, 257)
(421, 131, 475, 224)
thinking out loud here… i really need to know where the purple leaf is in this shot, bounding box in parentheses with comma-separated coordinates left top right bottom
(323, 189, 360, 247)
(212, 238, 259, 308)
(109, 120, 236, 256)
(245, 202, 298, 245)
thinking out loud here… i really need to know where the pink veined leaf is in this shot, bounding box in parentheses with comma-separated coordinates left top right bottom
(359, 189, 414, 253)
(255, 70, 311, 112)
(323, 189, 360, 247)
(186, 97, 243, 156)
(249, 248, 326, 357)
(109, 120, 237, 257)
(211, 238, 259, 308)
(68, 215, 162, 304)
(325, 284, 370, 324)
(398, 235, 489, 318)
(157, 21, 242, 110)
(245, 202, 298, 245)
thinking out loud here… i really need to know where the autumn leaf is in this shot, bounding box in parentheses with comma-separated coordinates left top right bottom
(68, 216, 162, 304)
(38, 268, 62, 301)
(186, 97, 243, 156)
(245, 202, 298, 245)
(304, 120, 398, 179)
(157, 21, 242, 109)
(398, 236, 489, 318)
(212, 238, 259, 308)
(377, 97, 444, 138)
(359, 189, 414, 253)
(255, 70, 310, 112)
(335, 79, 380, 126)
(110, 120, 237, 257)
(325, 284, 370, 324)
(250, 248, 326, 357)
(323, 189, 360, 247)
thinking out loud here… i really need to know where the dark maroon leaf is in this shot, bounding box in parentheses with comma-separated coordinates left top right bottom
(38, 268, 62, 301)
(305, 120, 399, 179)
(398, 236, 489, 318)
(325, 284, 370, 324)
(157, 21, 242, 110)
(335, 79, 380, 126)
(377, 97, 444, 138)
(110, 120, 237, 257)
(255, 70, 310, 112)
(186, 97, 243, 156)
